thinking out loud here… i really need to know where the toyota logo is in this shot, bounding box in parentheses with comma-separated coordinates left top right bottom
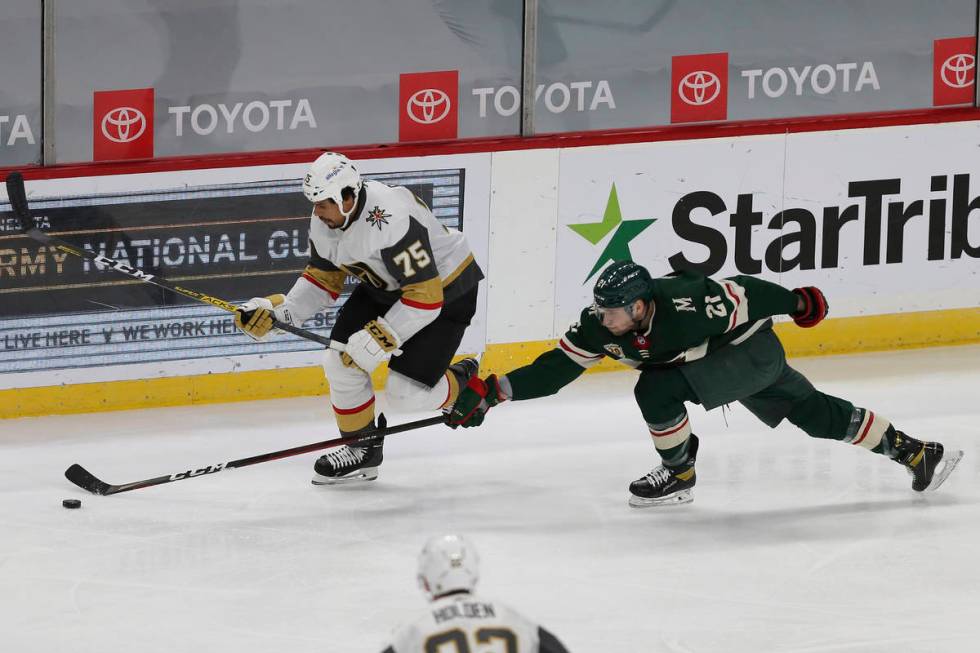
(406, 89, 451, 124)
(678, 70, 721, 106)
(101, 107, 147, 143)
(941, 53, 975, 89)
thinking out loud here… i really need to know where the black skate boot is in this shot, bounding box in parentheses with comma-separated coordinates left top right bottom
(888, 428, 963, 492)
(628, 434, 699, 508)
(312, 427, 384, 485)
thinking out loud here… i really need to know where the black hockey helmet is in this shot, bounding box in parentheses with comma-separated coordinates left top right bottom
(593, 260, 654, 308)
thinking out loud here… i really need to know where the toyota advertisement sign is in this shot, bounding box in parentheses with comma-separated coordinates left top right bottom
(671, 53, 729, 124)
(934, 36, 976, 106)
(666, 36, 976, 125)
(399, 70, 459, 142)
(93, 89, 154, 161)
(77, 33, 975, 164)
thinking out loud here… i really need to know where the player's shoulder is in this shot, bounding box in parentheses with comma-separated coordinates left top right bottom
(561, 305, 605, 348)
(364, 180, 421, 215)
(653, 268, 713, 297)
(361, 181, 423, 238)
(575, 304, 604, 331)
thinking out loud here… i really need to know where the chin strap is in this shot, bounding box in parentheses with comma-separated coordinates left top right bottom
(337, 202, 357, 230)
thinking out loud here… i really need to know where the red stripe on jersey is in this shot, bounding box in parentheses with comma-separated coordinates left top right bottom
(650, 416, 690, 437)
(302, 273, 339, 300)
(722, 281, 741, 332)
(853, 412, 874, 445)
(400, 297, 443, 310)
(559, 338, 602, 359)
(333, 396, 376, 415)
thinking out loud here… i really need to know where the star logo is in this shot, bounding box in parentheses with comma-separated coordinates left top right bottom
(366, 206, 391, 230)
(567, 184, 656, 282)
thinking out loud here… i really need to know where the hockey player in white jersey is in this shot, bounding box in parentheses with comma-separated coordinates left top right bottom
(382, 535, 571, 653)
(234, 152, 483, 484)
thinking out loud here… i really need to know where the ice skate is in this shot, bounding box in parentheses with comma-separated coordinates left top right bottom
(629, 434, 698, 508)
(312, 440, 384, 485)
(890, 430, 963, 492)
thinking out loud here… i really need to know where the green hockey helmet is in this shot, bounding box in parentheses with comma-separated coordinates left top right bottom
(593, 260, 654, 308)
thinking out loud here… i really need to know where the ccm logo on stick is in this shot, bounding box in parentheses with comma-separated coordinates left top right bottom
(170, 463, 227, 481)
(93, 254, 155, 281)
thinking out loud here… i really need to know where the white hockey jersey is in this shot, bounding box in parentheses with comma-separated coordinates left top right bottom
(299, 179, 482, 341)
(382, 592, 569, 653)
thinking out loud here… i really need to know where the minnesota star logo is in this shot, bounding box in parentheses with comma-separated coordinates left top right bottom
(366, 206, 391, 230)
(567, 184, 656, 283)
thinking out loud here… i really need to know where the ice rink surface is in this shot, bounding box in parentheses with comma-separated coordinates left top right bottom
(2, 345, 979, 653)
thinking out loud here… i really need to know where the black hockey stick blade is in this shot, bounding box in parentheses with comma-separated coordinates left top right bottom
(65, 463, 113, 495)
(4, 171, 31, 232)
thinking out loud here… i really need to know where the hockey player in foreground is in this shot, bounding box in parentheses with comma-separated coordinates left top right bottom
(235, 152, 482, 484)
(448, 260, 963, 507)
(382, 534, 571, 653)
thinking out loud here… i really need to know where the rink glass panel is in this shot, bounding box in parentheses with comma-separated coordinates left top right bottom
(0, 1, 41, 167)
(50, 0, 523, 163)
(531, 0, 977, 133)
(0, 170, 464, 373)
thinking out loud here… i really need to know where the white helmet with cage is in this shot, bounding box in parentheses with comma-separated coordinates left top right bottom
(303, 152, 362, 224)
(417, 534, 480, 600)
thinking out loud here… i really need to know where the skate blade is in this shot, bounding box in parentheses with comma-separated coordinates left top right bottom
(311, 466, 379, 486)
(926, 449, 964, 492)
(628, 488, 693, 509)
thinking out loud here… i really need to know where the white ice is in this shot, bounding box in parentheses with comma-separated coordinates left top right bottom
(2, 345, 978, 653)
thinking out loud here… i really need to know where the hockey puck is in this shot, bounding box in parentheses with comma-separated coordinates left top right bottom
(62, 498, 82, 509)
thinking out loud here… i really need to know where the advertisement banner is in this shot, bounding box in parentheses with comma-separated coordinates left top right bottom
(399, 71, 459, 142)
(93, 88, 155, 161)
(532, 1, 977, 133)
(52, 0, 523, 163)
(554, 122, 980, 332)
(0, 155, 491, 388)
(933, 37, 976, 106)
(670, 53, 728, 124)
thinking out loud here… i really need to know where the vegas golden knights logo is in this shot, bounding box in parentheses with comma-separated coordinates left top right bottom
(341, 262, 386, 289)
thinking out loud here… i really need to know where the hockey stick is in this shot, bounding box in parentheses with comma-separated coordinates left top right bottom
(64, 412, 447, 495)
(3, 171, 334, 348)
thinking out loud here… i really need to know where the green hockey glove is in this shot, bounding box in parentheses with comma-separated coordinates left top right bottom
(447, 375, 507, 428)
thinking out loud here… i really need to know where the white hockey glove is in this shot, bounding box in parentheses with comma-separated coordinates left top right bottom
(235, 294, 289, 341)
(343, 317, 403, 374)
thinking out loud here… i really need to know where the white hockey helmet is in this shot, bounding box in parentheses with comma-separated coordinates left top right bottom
(417, 534, 480, 600)
(303, 152, 362, 223)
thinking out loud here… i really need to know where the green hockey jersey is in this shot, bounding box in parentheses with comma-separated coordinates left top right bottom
(506, 271, 800, 400)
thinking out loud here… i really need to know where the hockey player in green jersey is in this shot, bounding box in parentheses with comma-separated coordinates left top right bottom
(447, 260, 963, 508)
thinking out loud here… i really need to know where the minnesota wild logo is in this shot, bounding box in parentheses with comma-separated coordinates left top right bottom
(366, 206, 391, 230)
(567, 184, 656, 283)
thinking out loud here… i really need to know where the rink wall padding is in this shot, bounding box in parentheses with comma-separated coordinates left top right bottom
(2, 113, 979, 418)
(3, 308, 979, 418)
